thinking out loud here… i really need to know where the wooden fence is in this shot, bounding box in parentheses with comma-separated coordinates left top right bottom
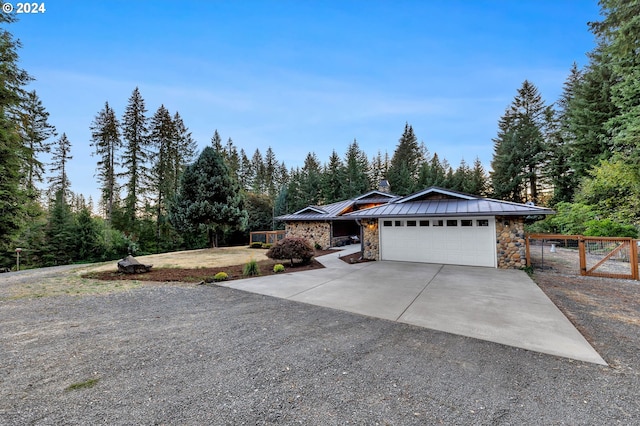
(526, 234, 639, 280)
(249, 230, 285, 245)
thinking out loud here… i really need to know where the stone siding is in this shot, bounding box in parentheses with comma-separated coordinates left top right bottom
(285, 221, 331, 249)
(495, 216, 526, 269)
(361, 219, 379, 260)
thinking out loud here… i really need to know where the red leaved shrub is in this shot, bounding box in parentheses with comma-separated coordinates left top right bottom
(266, 237, 315, 266)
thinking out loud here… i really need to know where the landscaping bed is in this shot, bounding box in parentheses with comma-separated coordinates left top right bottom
(83, 258, 325, 283)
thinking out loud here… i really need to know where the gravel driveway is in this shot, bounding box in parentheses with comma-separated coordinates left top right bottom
(1, 271, 639, 424)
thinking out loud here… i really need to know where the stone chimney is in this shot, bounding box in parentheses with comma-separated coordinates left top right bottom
(378, 179, 390, 193)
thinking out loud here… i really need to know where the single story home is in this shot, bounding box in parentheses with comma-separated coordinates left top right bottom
(277, 186, 554, 269)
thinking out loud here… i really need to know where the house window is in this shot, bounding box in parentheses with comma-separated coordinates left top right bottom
(461, 220, 473, 227)
(419, 220, 429, 226)
(477, 219, 489, 227)
(446, 220, 458, 226)
(395, 220, 403, 227)
(407, 220, 417, 227)
(433, 220, 444, 227)
(383, 220, 392, 227)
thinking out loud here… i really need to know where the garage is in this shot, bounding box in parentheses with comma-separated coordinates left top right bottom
(379, 216, 497, 267)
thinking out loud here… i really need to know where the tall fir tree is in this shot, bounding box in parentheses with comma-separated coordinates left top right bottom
(344, 139, 371, 197)
(0, 13, 32, 261)
(15, 90, 56, 195)
(47, 133, 72, 200)
(120, 87, 150, 232)
(490, 80, 549, 203)
(387, 123, 422, 195)
(149, 104, 176, 247)
(321, 150, 346, 203)
(90, 101, 121, 223)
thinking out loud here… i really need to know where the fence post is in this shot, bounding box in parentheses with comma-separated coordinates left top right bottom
(578, 238, 587, 276)
(631, 239, 639, 280)
(525, 236, 531, 266)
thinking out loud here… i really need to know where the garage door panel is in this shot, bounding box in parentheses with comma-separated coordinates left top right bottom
(380, 217, 496, 267)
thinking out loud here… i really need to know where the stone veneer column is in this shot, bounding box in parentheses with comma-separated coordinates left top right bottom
(284, 221, 331, 249)
(495, 216, 526, 269)
(361, 219, 379, 260)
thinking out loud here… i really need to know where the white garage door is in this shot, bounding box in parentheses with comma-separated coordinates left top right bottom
(379, 217, 497, 267)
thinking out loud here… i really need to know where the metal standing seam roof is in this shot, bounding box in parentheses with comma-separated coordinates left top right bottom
(344, 198, 555, 218)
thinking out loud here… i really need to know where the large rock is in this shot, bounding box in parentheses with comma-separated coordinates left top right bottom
(117, 255, 153, 274)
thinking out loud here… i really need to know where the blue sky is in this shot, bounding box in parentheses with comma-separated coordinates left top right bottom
(11, 0, 600, 202)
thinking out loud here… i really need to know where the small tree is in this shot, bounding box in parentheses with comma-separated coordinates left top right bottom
(266, 237, 314, 266)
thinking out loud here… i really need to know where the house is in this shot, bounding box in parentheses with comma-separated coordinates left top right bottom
(278, 186, 554, 269)
(276, 190, 399, 248)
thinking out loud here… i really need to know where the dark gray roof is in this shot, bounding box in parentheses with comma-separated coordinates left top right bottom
(277, 186, 554, 222)
(345, 197, 554, 218)
(276, 190, 398, 221)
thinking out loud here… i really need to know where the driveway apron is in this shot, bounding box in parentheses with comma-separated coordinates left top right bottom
(222, 247, 606, 365)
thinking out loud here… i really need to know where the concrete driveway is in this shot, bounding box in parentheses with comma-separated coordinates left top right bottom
(221, 247, 606, 365)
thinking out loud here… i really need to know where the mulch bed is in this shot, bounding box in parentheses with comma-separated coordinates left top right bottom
(83, 250, 335, 283)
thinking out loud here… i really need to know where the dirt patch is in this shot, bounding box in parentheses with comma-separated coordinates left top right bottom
(533, 270, 640, 368)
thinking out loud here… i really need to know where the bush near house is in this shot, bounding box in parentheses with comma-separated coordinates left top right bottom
(266, 237, 315, 266)
(273, 264, 285, 273)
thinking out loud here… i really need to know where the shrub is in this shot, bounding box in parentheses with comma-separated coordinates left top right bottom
(273, 263, 285, 273)
(266, 237, 315, 266)
(243, 259, 261, 276)
(314, 242, 322, 250)
(213, 272, 229, 282)
(262, 243, 272, 249)
(250, 242, 263, 249)
(583, 219, 638, 238)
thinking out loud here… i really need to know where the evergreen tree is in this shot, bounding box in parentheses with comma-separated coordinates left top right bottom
(0, 13, 32, 262)
(90, 101, 121, 223)
(238, 148, 252, 190)
(387, 123, 422, 195)
(450, 159, 471, 193)
(48, 133, 72, 199)
(321, 150, 346, 203)
(250, 148, 265, 193)
(417, 152, 448, 188)
(15, 90, 56, 195)
(545, 64, 580, 204)
(225, 137, 240, 176)
(120, 87, 150, 232)
(168, 147, 248, 247)
(172, 111, 197, 191)
(211, 129, 223, 151)
(74, 206, 102, 262)
(490, 80, 549, 203)
(590, 0, 640, 156)
(344, 139, 371, 197)
(149, 104, 176, 247)
(264, 146, 278, 197)
(43, 190, 75, 265)
(468, 157, 488, 196)
(369, 150, 389, 189)
(565, 47, 618, 181)
(300, 152, 322, 206)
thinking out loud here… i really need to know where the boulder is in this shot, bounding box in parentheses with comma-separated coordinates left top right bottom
(117, 255, 153, 274)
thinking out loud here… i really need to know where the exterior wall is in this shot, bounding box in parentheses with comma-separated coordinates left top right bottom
(495, 216, 526, 269)
(285, 221, 331, 249)
(361, 218, 380, 260)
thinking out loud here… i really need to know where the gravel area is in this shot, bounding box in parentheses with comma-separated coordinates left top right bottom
(1, 272, 639, 424)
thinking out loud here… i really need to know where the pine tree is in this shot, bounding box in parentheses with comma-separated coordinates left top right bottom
(300, 152, 322, 206)
(547, 64, 581, 204)
(387, 123, 422, 195)
(149, 104, 175, 247)
(211, 129, 223, 151)
(172, 112, 197, 191)
(168, 147, 247, 247)
(0, 13, 32, 261)
(264, 147, 278, 197)
(565, 47, 618, 181)
(344, 139, 371, 197)
(322, 150, 346, 203)
(48, 133, 72, 199)
(43, 189, 75, 265)
(90, 101, 121, 223)
(120, 87, 150, 232)
(590, 0, 640, 156)
(15, 90, 56, 195)
(468, 157, 488, 196)
(490, 80, 549, 203)
(250, 148, 265, 193)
